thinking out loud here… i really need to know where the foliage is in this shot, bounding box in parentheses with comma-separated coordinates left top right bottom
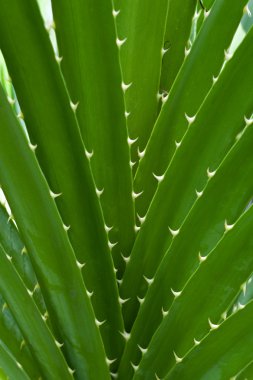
(0, 0, 252, 379)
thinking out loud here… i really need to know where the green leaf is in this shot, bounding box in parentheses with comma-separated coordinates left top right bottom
(118, 115, 253, 379)
(159, 0, 197, 93)
(165, 301, 253, 380)
(120, 24, 253, 330)
(134, 202, 253, 378)
(0, 342, 30, 380)
(113, 0, 169, 159)
(0, 84, 110, 379)
(0, 0, 123, 360)
(51, 0, 135, 276)
(134, 0, 247, 216)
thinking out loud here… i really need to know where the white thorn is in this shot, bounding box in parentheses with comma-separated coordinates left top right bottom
(134, 224, 141, 232)
(224, 49, 233, 61)
(68, 367, 75, 375)
(155, 374, 162, 380)
(143, 275, 154, 285)
(117, 278, 123, 285)
(153, 173, 165, 183)
(55, 55, 63, 64)
(108, 240, 118, 250)
(212, 75, 218, 84)
(161, 93, 169, 104)
(137, 296, 145, 304)
(104, 224, 113, 233)
(7, 96, 15, 105)
(238, 302, 245, 310)
(169, 227, 180, 237)
(199, 252, 208, 262)
(131, 362, 139, 372)
(16, 362, 22, 369)
(157, 91, 163, 101)
(162, 307, 169, 317)
(194, 338, 201, 345)
(244, 115, 253, 126)
(137, 147, 146, 159)
(185, 113, 196, 124)
(221, 310, 227, 320)
(204, 9, 211, 18)
(121, 252, 130, 263)
(175, 140, 182, 148)
(113, 266, 118, 274)
(184, 46, 191, 57)
(49, 190, 62, 199)
(196, 189, 203, 198)
(207, 167, 216, 178)
(138, 345, 148, 354)
(85, 149, 93, 160)
(119, 296, 130, 305)
(125, 111, 131, 118)
(110, 372, 118, 379)
(120, 330, 130, 341)
(121, 81, 132, 92)
(42, 312, 48, 322)
(127, 136, 138, 146)
(208, 318, 219, 330)
(54, 339, 64, 348)
(86, 289, 93, 298)
(174, 351, 183, 363)
(106, 357, 117, 368)
(76, 260, 85, 269)
(63, 224, 71, 231)
(116, 37, 127, 48)
(6, 254, 12, 261)
(95, 187, 104, 197)
(17, 111, 24, 120)
(161, 47, 169, 56)
(137, 213, 146, 224)
(29, 142, 37, 151)
(70, 101, 79, 112)
(112, 9, 120, 18)
(132, 190, 143, 199)
(224, 220, 234, 232)
(95, 318, 106, 327)
(171, 288, 182, 298)
(130, 160, 136, 168)
(27, 288, 33, 297)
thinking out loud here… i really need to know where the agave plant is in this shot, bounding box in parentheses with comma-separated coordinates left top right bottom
(0, 0, 253, 378)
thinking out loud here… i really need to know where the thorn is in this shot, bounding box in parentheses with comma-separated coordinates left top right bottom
(112, 9, 120, 18)
(6, 254, 12, 261)
(116, 37, 127, 48)
(7, 96, 15, 105)
(42, 311, 49, 322)
(104, 224, 113, 233)
(121, 81, 132, 92)
(162, 307, 169, 317)
(169, 227, 180, 237)
(63, 224, 71, 231)
(85, 149, 94, 160)
(49, 190, 62, 199)
(137, 296, 144, 304)
(175, 140, 182, 148)
(130, 160, 136, 168)
(117, 278, 123, 285)
(119, 297, 130, 305)
(29, 142, 37, 151)
(131, 362, 139, 372)
(20, 340, 26, 350)
(68, 367, 75, 375)
(198, 252, 207, 262)
(196, 189, 203, 198)
(108, 240, 118, 250)
(119, 330, 130, 341)
(184, 46, 191, 57)
(95, 187, 104, 197)
(153, 173, 165, 183)
(132, 190, 143, 199)
(143, 275, 154, 285)
(137, 213, 146, 224)
(54, 339, 64, 348)
(244, 115, 253, 126)
(70, 101, 79, 112)
(185, 113, 196, 124)
(241, 282, 247, 296)
(137, 147, 146, 159)
(174, 351, 183, 363)
(238, 302, 245, 310)
(138, 345, 148, 354)
(155, 374, 162, 380)
(134, 224, 141, 232)
(76, 260, 85, 269)
(221, 310, 227, 320)
(17, 111, 24, 120)
(125, 111, 131, 118)
(55, 55, 63, 64)
(16, 362, 22, 369)
(95, 318, 106, 327)
(207, 167, 216, 178)
(161, 93, 169, 104)
(121, 252, 130, 263)
(127, 136, 138, 146)
(224, 220, 234, 232)
(157, 91, 163, 101)
(244, 4, 252, 16)
(194, 338, 200, 345)
(204, 9, 211, 18)
(224, 49, 233, 61)
(212, 75, 218, 84)
(21, 247, 27, 256)
(171, 288, 182, 298)
(106, 357, 117, 366)
(110, 372, 118, 379)
(86, 289, 93, 298)
(161, 47, 169, 56)
(208, 318, 219, 330)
